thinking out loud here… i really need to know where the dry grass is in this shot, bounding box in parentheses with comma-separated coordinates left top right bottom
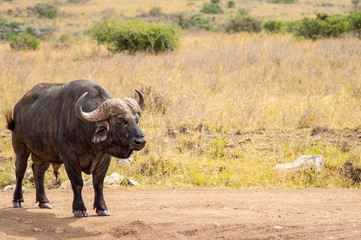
(0, 0, 360, 188)
(2, 33, 360, 131)
(0, 0, 354, 34)
(1, 32, 361, 188)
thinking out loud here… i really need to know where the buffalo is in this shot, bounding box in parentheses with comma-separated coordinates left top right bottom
(6, 80, 146, 217)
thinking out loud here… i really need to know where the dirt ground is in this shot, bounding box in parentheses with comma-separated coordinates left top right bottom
(0, 189, 361, 240)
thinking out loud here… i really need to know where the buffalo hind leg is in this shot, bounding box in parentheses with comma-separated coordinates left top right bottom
(32, 155, 52, 209)
(92, 155, 111, 216)
(13, 147, 30, 208)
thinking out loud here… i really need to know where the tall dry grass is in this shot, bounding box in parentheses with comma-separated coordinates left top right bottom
(1, 33, 360, 131)
(0, 33, 361, 188)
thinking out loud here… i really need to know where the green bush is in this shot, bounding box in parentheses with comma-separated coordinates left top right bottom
(88, 19, 181, 54)
(349, 11, 361, 36)
(34, 3, 58, 19)
(187, 17, 213, 30)
(294, 13, 350, 39)
(201, 3, 224, 14)
(9, 33, 40, 51)
(149, 6, 162, 17)
(175, 14, 214, 31)
(226, 9, 262, 33)
(227, 1, 236, 8)
(263, 20, 283, 33)
(52, 33, 80, 48)
(319, 14, 349, 38)
(211, 0, 221, 3)
(39, 9, 58, 19)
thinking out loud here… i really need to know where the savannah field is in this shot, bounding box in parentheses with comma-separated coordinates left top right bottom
(0, 0, 361, 239)
(1, 0, 360, 189)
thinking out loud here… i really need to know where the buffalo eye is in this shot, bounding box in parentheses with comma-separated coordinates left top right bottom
(116, 117, 128, 126)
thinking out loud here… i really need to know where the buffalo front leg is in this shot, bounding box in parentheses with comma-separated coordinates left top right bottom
(63, 159, 87, 218)
(32, 155, 52, 209)
(92, 155, 111, 216)
(13, 147, 30, 208)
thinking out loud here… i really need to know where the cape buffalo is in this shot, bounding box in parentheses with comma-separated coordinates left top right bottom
(5, 79, 146, 217)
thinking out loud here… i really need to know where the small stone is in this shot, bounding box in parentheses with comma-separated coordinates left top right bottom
(117, 156, 134, 167)
(126, 179, 139, 186)
(273, 225, 283, 230)
(33, 228, 42, 232)
(24, 168, 34, 180)
(104, 172, 124, 185)
(59, 181, 71, 189)
(4, 184, 16, 190)
(24, 221, 35, 224)
(54, 227, 64, 234)
(83, 179, 93, 187)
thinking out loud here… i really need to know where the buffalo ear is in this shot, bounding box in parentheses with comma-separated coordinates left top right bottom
(92, 121, 110, 143)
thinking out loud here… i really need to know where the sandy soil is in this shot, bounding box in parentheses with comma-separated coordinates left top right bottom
(0, 189, 361, 240)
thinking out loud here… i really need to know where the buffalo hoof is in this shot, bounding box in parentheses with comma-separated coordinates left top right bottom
(96, 209, 111, 216)
(39, 203, 52, 209)
(13, 201, 24, 208)
(73, 211, 88, 218)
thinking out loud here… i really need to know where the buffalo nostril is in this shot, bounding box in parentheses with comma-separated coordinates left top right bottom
(134, 137, 146, 146)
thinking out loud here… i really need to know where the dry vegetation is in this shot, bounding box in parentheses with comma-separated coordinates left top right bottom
(0, 0, 360, 188)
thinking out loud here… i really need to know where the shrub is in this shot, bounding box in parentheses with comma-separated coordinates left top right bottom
(294, 13, 350, 39)
(349, 11, 361, 36)
(52, 33, 80, 48)
(318, 14, 349, 38)
(227, 1, 236, 8)
(149, 6, 162, 17)
(34, 3, 58, 19)
(201, 3, 224, 14)
(226, 9, 262, 33)
(191, 17, 214, 30)
(211, 0, 221, 3)
(263, 20, 283, 33)
(39, 9, 58, 19)
(9, 33, 40, 51)
(173, 14, 214, 31)
(88, 19, 181, 54)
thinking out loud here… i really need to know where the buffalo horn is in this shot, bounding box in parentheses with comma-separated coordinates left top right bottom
(135, 89, 144, 111)
(75, 92, 129, 122)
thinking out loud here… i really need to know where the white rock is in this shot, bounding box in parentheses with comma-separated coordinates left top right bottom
(274, 225, 283, 230)
(59, 181, 71, 189)
(4, 184, 16, 190)
(24, 168, 34, 181)
(54, 227, 64, 234)
(83, 179, 93, 188)
(104, 172, 124, 185)
(117, 156, 134, 167)
(275, 155, 325, 172)
(59, 177, 88, 189)
(126, 179, 139, 186)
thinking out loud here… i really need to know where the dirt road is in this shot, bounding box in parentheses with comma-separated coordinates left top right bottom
(0, 189, 360, 240)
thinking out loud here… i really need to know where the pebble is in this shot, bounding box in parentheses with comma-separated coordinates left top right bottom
(273, 225, 283, 230)
(54, 227, 64, 234)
